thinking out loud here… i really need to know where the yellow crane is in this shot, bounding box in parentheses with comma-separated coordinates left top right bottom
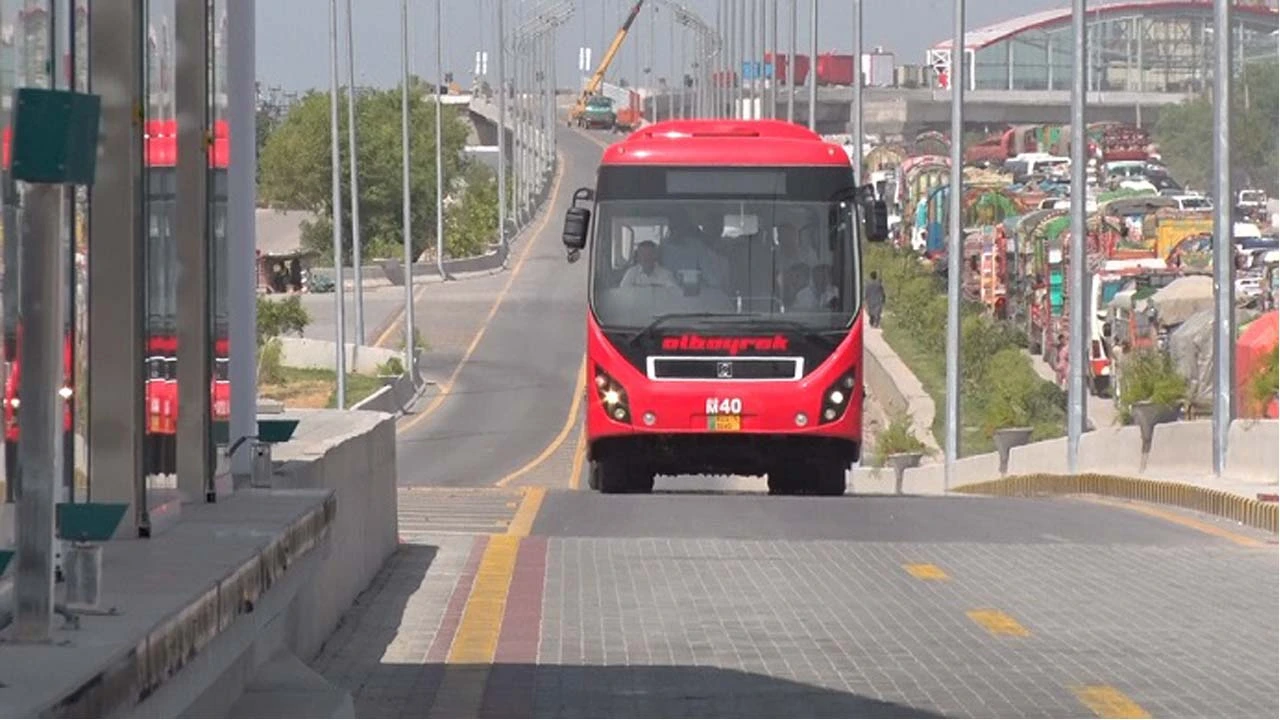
(569, 0, 645, 124)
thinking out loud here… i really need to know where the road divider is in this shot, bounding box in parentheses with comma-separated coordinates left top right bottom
(954, 473, 1278, 534)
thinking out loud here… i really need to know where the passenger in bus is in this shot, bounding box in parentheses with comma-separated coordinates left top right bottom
(778, 262, 811, 310)
(661, 210, 729, 290)
(619, 240, 678, 289)
(777, 224, 818, 268)
(795, 263, 838, 311)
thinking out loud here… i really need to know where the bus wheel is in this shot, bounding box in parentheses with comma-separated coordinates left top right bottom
(593, 460, 652, 494)
(766, 469, 802, 495)
(811, 462, 848, 496)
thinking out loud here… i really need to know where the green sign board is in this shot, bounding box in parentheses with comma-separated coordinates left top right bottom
(10, 87, 101, 185)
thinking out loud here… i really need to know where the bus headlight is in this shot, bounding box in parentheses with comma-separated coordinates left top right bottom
(820, 371, 856, 424)
(593, 366, 630, 424)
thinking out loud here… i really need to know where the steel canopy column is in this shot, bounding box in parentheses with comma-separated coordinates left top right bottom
(227, 0, 257, 479)
(175, 0, 213, 503)
(88, 0, 147, 533)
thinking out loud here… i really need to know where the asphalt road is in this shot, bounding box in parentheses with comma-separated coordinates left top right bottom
(311, 126, 1280, 718)
(392, 128, 597, 487)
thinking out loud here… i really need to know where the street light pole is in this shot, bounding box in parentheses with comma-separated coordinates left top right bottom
(328, 0, 347, 408)
(435, 0, 446, 282)
(807, 0, 816, 131)
(944, 0, 965, 488)
(401, 0, 416, 376)
(1067, 0, 1088, 472)
(496, 0, 508, 265)
(1212, 0, 1234, 475)
(787, 0, 795, 122)
(851, 0, 862, 182)
(344, 0, 364, 347)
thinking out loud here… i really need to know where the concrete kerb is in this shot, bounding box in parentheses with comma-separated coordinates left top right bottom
(953, 473, 1279, 534)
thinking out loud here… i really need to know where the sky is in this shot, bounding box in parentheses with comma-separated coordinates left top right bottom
(253, 0, 1067, 92)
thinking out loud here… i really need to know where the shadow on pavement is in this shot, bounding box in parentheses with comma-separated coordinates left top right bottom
(361, 662, 944, 718)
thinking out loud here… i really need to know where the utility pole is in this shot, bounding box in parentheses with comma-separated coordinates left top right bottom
(344, 0, 364, 347)
(944, 0, 964, 488)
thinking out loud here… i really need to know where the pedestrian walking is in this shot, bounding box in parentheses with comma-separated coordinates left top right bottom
(865, 271, 886, 328)
(1055, 334, 1069, 388)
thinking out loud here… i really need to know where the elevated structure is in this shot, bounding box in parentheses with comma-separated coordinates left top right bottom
(927, 0, 1279, 93)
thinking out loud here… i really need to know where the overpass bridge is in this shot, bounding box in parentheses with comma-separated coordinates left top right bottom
(0, 2, 1276, 719)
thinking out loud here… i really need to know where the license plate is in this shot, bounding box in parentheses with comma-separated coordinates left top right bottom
(709, 414, 741, 431)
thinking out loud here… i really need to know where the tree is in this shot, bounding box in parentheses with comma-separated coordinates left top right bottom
(1154, 60, 1279, 195)
(258, 78, 476, 264)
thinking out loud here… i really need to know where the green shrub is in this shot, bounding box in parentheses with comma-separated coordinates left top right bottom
(256, 295, 310, 347)
(872, 408, 931, 468)
(1245, 343, 1278, 417)
(257, 337, 287, 385)
(1117, 348, 1187, 423)
(377, 356, 406, 376)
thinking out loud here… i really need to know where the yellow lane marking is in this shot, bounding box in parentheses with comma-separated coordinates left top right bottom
(903, 563, 949, 580)
(430, 534, 523, 718)
(494, 359, 587, 487)
(1073, 685, 1151, 718)
(396, 150, 568, 436)
(506, 487, 547, 538)
(966, 609, 1031, 637)
(1077, 496, 1267, 548)
(568, 426, 587, 491)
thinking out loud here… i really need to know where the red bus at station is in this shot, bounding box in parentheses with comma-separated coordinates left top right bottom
(562, 119, 888, 495)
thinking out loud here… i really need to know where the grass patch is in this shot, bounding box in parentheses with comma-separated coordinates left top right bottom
(258, 367, 384, 409)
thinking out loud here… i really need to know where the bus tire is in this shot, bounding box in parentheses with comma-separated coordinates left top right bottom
(4, 440, 15, 489)
(767, 469, 802, 495)
(811, 462, 847, 496)
(593, 460, 653, 494)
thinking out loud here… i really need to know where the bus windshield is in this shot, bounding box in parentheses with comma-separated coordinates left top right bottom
(589, 197, 862, 331)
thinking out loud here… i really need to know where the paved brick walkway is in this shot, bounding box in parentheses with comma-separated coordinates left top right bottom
(312, 495, 1279, 718)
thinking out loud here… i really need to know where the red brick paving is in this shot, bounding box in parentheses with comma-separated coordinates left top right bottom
(425, 535, 489, 663)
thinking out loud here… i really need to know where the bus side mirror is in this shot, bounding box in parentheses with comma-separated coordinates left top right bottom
(562, 206, 590, 251)
(865, 199, 889, 242)
(1102, 322, 1112, 338)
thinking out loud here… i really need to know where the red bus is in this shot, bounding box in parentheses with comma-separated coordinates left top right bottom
(562, 119, 888, 495)
(143, 119, 231, 476)
(2, 120, 229, 482)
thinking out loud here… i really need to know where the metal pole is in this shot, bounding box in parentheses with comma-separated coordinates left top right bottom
(851, 0, 862, 182)
(496, 0, 508, 264)
(329, 0, 347, 408)
(435, 0, 447, 281)
(715, 0, 723, 117)
(787, 0, 795, 122)
(344, 0, 365, 347)
(1067, 0, 1088, 472)
(1212, 0, 1234, 475)
(944, 0, 964, 489)
(401, 0, 416, 375)
(13, 185, 63, 643)
(807, 0, 816, 130)
(228, 0, 257, 479)
(679, 25, 686, 119)
(730, 0, 739, 117)
(757, 0, 765, 119)
(769, 0, 777, 118)
(748, 0, 757, 119)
